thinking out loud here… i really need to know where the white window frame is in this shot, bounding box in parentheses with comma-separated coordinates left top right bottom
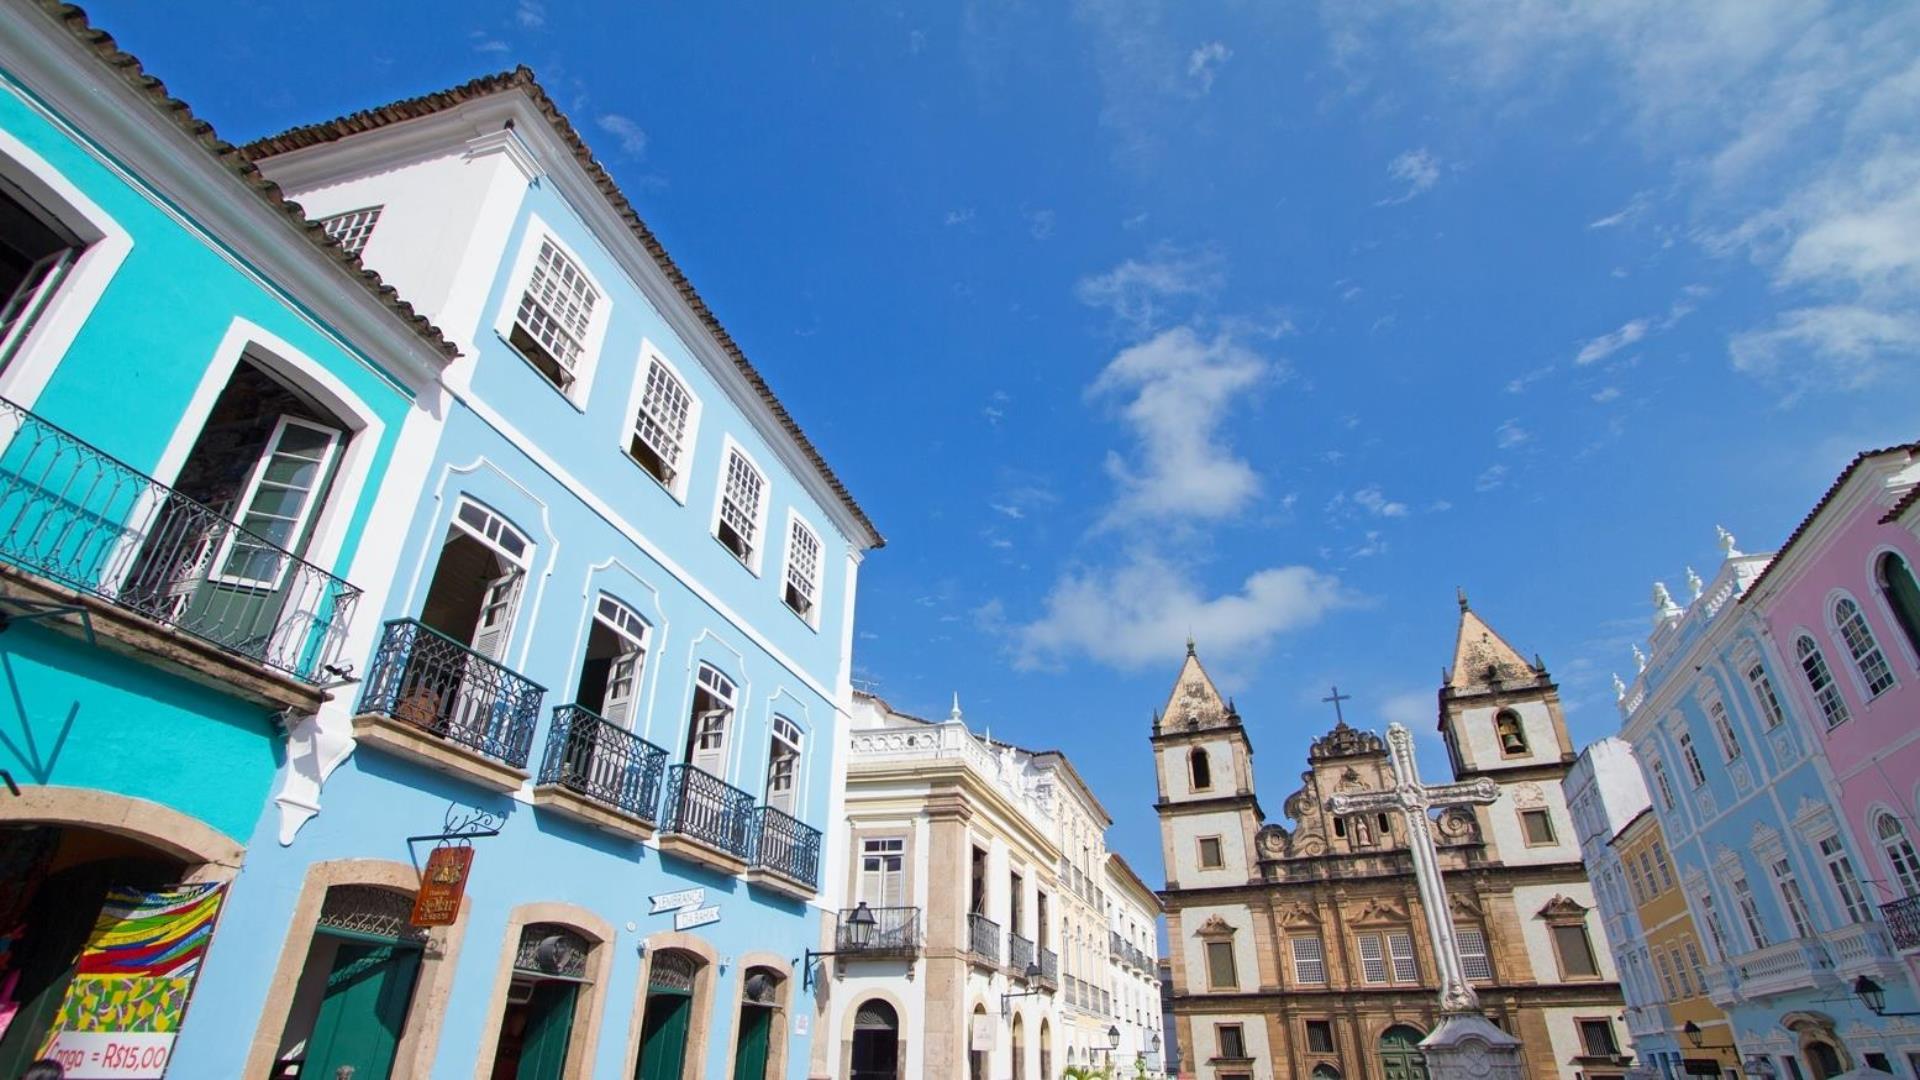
(779, 508, 826, 629)
(1678, 731, 1707, 788)
(317, 205, 383, 257)
(491, 215, 611, 407)
(1816, 835, 1872, 924)
(1289, 935, 1326, 985)
(766, 714, 804, 813)
(587, 593, 649, 727)
(1386, 930, 1418, 983)
(1832, 593, 1898, 699)
(621, 340, 701, 501)
(1455, 924, 1492, 982)
(1796, 633, 1852, 728)
(1770, 857, 1815, 939)
(1747, 660, 1787, 729)
(710, 436, 770, 574)
(1706, 698, 1742, 762)
(452, 497, 534, 568)
(1732, 876, 1769, 951)
(208, 415, 343, 589)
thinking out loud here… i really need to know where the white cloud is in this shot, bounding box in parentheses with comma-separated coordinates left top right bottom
(1074, 244, 1226, 332)
(1381, 689, 1435, 731)
(1475, 464, 1509, 492)
(999, 551, 1348, 670)
(1495, 418, 1531, 449)
(1729, 305, 1920, 395)
(1090, 327, 1272, 524)
(1428, 499, 1454, 512)
(1588, 190, 1653, 229)
(1350, 530, 1389, 558)
(595, 114, 648, 157)
(1353, 485, 1409, 517)
(470, 32, 510, 54)
(1592, 386, 1622, 403)
(1377, 148, 1441, 206)
(1574, 318, 1648, 365)
(944, 208, 977, 227)
(1505, 365, 1554, 394)
(515, 0, 546, 28)
(990, 503, 1026, 519)
(1188, 41, 1233, 93)
(1026, 208, 1057, 240)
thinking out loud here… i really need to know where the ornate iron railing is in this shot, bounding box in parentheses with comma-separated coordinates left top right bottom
(968, 912, 1001, 964)
(1009, 932, 1034, 976)
(750, 803, 821, 887)
(1884, 894, 1920, 951)
(837, 906, 920, 955)
(662, 763, 755, 860)
(0, 397, 361, 682)
(357, 618, 544, 767)
(536, 704, 667, 821)
(1037, 946, 1059, 988)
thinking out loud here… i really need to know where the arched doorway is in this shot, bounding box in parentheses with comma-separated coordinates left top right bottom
(968, 1004, 988, 1080)
(635, 949, 702, 1079)
(1806, 1040, 1844, 1080)
(1038, 1018, 1052, 1079)
(1010, 1014, 1025, 1080)
(850, 999, 899, 1080)
(489, 923, 594, 1080)
(1313, 1066, 1343, 1080)
(730, 967, 782, 1080)
(1379, 1025, 1429, 1080)
(272, 884, 430, 1080)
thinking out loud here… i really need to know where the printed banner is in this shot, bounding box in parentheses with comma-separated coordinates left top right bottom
(38, 882, 226, 1079)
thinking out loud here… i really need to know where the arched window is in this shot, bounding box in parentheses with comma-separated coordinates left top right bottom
(1039, 1018, 1052, 1079)
(1796, 635, 1851, 728)
(1878, 813, 1920, 898)
(1010, 1015, 1026, 1080)
(1835, 597, 1897, 696)
(1495, 709, 1528, 755)
(1188, 748, 1212, 791)
(1878, 552, 1920, 656)
(686, 663, 736, 775)
(1312, 1067, 1343, 1080)
(851, 999, 900, 1080)
(765, 716, 803, 815)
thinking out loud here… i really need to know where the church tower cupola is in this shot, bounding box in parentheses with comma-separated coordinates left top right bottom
(1439, 592, 1573, 781)
(1151, 644, 1262, 890)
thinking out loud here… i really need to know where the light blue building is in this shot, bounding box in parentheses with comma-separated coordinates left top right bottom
(0, 3, 454, 1074)
(1617, 541, 1917, 1077)
(166, 68, 883, 1080)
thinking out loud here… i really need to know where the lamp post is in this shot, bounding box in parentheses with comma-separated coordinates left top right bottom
(1854, 975, 1920, 1017)
(1000, 963, 1045, 1016)
(798, 901, 876, 990)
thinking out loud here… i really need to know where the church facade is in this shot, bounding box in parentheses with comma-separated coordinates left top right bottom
(1155, 602, 1629, 1080)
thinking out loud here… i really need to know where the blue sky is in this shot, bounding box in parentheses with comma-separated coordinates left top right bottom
(91, 1, 1920, 879)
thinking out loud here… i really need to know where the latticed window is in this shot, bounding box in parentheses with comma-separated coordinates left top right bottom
(716, 448, 766, 566)
(1455, 925, 1492, 981)
(649, 948, 700, 992)
(784, 517, 822, 621)
(1290, 936, 1325, 984)
(1797, 635, 1851, 728)
(510, 238, 598, 388)
(1651, 841, 1675, 890)
(1771, 858, 1814, 939)
(1387, 930, 1417, 982)
(1835, 598, 1897, 696)
(1684, 939, 1707, 988)
(1747, 663, 1786, 729)
(319, 206, 382, 256)
(514, 923, 591, 980)
(317, 884, 428, 945)
(1708, 700, 1741, 761)
(629, 357, 694, 486)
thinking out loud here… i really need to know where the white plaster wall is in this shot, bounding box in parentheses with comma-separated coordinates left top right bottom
(1168, 809, 1249, 886)
(826, 965, 926, 1080)
(1162, 737, 1238, 801)
(1484, 776, 1581, 866)
(1452, 698, 1558, 771)
(1511, 882, 1616, 984)
(1178, 903, 1257, 993)
(1187, 1012, 1273, 1080)
(1539, 1004, 1622, 1074)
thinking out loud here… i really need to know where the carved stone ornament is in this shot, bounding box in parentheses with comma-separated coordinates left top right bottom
(1195, 914, 1237, 937)
(1448, 892, 1482, 918)
(1510, 782, 1545, 809)
(1258, 825, 1289, 855)
(1277, 902, 1320, 927)
(1535, 894, 1590, 920)
(1351, 897, 1411, 925)
(1435, 806, 1481, 844)
(1418, 1013, 1524, 1080)
(1310, 720, 1385, 761)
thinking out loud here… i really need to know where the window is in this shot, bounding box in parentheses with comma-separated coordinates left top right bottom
(1797, 635, 1851, 728)
(1655, 949, 1679, 999)
(577, 594, 649, 725)
(318, 206, 382, 256)
(1456, 925, 1492, 981)
(1770, 858, 1814, 938)
(1699, 893, 1730, 958)
(212, 416, 342, 587)
(1215, 1024, 1247, 1060)
(1651, 760, 1676, 810)
(1733, 876, 1769, 951)
(1520, 809, 1556, 846)
(1748, 662, 1787, 729)
(627, 354, 696, 491)
(1678, 732, 1707, 788)
(714, 446, 767, 570)
(1387, 931, 1417, 982)
(1495, 709, 1528, 755)
(1651, 841, 1675, 890)
(1197, 837, 1224, 870)
(1836, 597, 1897, 696)
(860, 837, 905, 906)
(782, 515, 824, 624)
(1551, 923, 1600, 978)
(1291, 936, 1325, 984)
(0, 175, 83, 370)
(1189, 747, 1212, 790)
(1578, 1019, 1619, 1057)
(1708, 700, 1741, 761)
(1305, 1020, 1335, 1054)
(1684, 939, 1707, 988)
(1818, 836, 1872, 924)
(1204, 940, 1238, 989)
(507, 236, 599, 391)
(1671, 947, 1694, 996)
(685, 663, 736, 775)
(1636, 851, 1659, 900)
(1876, 552, 1920, 656)
(765, 716, 803, 814)
(1878, 813, 1920, 898)
(1356, 931, 1417, 984)
(1357, 931, 1387, 984)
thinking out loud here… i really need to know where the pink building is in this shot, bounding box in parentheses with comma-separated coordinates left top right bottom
(1743, 443, 1920, 985)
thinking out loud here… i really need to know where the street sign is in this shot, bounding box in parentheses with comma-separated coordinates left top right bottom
(649, 888, 704, 914)
(673, 904, 721, 931)
(410, 846, 473, 927)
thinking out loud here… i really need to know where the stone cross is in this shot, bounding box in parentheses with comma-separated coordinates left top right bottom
(1326, 723, 1498, 1013)
(1321, 685, 1352, 726)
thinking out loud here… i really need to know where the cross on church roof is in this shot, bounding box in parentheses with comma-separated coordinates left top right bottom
(1321, 685, 1352, 727)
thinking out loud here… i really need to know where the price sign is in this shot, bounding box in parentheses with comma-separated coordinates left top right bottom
(40, 1032, 174, 1079)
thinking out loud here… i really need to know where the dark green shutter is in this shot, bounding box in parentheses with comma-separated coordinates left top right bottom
(515, 981, 579, 1080)
(731, 1005, 772, 1080)
(305, 939, 423, 1080)
(635, 991, 692, 1080)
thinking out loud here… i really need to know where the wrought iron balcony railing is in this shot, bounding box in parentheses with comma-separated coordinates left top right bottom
(536, 704, 667, 822)
(837, 906, 920, 956)
(750, 803, 822, 888)
(1884, 894, 1920, 951)
(1010, 932, 1034, 976)
(662, 763, 756, 860)
(969, 912, 1001, 965)
(358, 618, 544, 767)
(1037, 946, 1059, 988)
(0, 397, 361, 682)
(1111, 930, 1126, 960)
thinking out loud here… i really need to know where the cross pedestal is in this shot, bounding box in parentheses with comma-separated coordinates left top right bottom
(1327, 722, 1524, 1080)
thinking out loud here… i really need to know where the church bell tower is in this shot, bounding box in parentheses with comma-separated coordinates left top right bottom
(1152, 641, 1263, 891)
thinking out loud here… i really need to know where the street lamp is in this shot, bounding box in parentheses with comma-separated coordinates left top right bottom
(798, 901, 877, 990)
(1001, 963, 1045, 1016)
(1105, 1025, 1121, 1061)
(1682, 1020, 1735, 1051)
(1854, 975, 1920, 1017)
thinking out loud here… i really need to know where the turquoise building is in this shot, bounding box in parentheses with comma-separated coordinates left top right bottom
(0, 3, 454, 1074)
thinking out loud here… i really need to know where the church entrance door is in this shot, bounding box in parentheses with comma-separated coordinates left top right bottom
(1379, 1025, 1429, 1080)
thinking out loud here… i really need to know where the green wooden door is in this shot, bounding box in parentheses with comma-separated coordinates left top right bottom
(515, 981, 579, 1080)
(731, 1005, 772, 1080)
(635, 991, 691, 1080)
(305, 938, 423, 1080)
(1379, 1027, 1429, 1080)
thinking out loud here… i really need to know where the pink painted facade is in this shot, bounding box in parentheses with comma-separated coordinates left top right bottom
(1743, 445, 1920, 982)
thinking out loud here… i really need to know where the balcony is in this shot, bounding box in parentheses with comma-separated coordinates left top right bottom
(1883, 894, 1920, 951)
(1010, 933, 1034, 978)
(0, 397, 360, 700)
(968, 913, 1001, 968)
(1824, 920, 1902, 979)
(1111, 930, 1126, 961)
(746, 804, 822, 900)
(1727, 937, 1833, 1000)
(835, 906, 920, 958)
(532, 705, 667, 840)
(1037, 947, 1058, 991)
(354, 618, 544, 791)
(658, 764, 756, 874)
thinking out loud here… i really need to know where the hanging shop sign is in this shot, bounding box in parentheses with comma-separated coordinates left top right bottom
(673, 905, 721, 931)
(410, 845, 474, 928)
(38, 882, 226, 1079)
(649, 888, 705, 915)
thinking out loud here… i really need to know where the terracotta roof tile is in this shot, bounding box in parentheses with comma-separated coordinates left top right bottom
(242, 68, 884, 546)
(41, 2, 458, 360)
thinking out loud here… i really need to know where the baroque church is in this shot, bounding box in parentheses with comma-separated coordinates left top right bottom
(1154, 598, 1630, 1080)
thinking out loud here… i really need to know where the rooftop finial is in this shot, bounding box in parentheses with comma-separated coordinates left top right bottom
(1632, 644, 1647, 673)
(1652, 581, 1681, 626)
(950, 692, 963, 722)
(1717, 524, 1740, 558)
(1686, 565, 1704, 600)
(1186, 630, 1196, 657)
(1457, 586, 1470, 613)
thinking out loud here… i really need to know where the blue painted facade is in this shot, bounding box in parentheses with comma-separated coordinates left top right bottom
(1617, 553, 1919, 1074)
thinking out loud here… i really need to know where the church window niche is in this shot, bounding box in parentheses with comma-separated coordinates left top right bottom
(1305, 1020, 1336, 1055)
(1494, 709, 1528, 755)
(1196, 837, 1224, 870)
(1205, 941, 1238, 989)
(1350, 816, 1374, 848)
(1331, 817, 1347, 839)
(1519, 808, 1556, 847)
(1215, 1023, 1248, 1060)
(1188, 748, 1212, 791)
